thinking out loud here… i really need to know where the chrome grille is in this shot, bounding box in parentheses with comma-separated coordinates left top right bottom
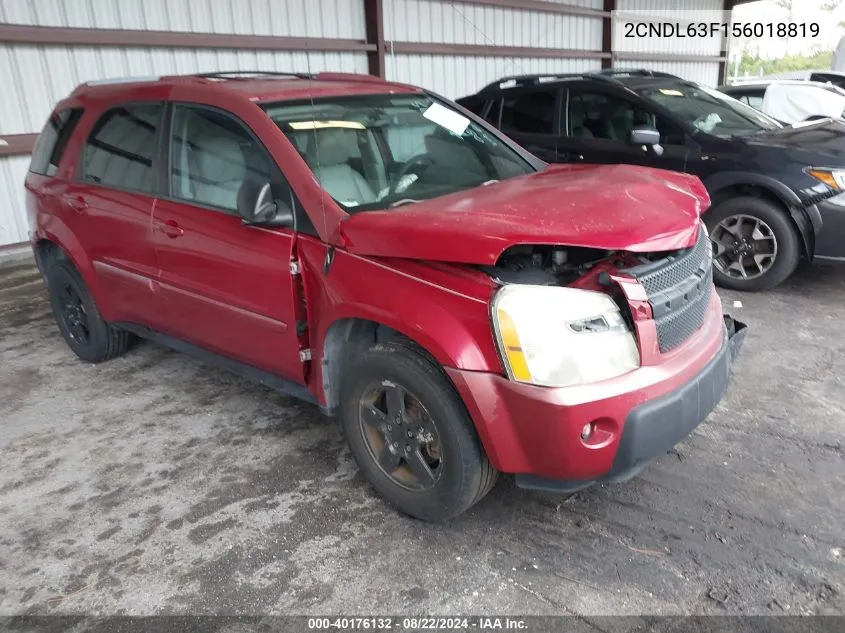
(628, 225, 713, 353)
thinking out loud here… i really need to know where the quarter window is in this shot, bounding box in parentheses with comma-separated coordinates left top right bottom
(30, 108, 83, 176)
(82, 103, 162, 192)
(170, 105, 284, 213)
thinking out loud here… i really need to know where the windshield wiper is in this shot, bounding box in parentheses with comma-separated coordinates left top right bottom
(390, 198, 421, 208)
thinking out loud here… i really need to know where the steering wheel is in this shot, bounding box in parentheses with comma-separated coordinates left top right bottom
(388, 154, 433, 198)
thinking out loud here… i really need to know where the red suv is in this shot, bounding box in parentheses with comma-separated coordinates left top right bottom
(26, 71, 745, 521)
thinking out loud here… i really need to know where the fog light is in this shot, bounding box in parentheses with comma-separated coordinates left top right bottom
(580, 423, 594, 440)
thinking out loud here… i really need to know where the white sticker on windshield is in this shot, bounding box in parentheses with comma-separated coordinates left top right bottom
(423, 102, 470, 136)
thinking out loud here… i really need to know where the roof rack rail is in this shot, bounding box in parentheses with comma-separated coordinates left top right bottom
(70, 75, 162, 96)
(479, 72, 607, 92)
(595, 68, 681, 79)
(195, 71, 315, 80)
(477, 68, 684, 94)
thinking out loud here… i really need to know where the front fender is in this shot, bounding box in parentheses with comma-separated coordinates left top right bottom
(297, 240, 502, 407)
(704, 171, 820, 257)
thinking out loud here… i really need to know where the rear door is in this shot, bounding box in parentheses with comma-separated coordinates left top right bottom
(151, 102, 306, 383)
(487, 85, 562, 162)
(61, 101, 166, 326)
(557, 85, 691, 172)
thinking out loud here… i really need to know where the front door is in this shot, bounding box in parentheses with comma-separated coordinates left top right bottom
(152, 103, 305, 383)
(558, 87, 692, 172)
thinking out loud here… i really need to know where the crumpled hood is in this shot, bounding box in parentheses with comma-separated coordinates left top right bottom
(339, 163, 709, 266)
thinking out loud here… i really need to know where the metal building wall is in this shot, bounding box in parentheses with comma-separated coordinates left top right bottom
(614, 0, 725, 86)
(0, 0, 369, 246)
(383, 0, 605, 98)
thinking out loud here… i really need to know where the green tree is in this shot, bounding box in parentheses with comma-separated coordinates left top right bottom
(737, 49, 834, 77)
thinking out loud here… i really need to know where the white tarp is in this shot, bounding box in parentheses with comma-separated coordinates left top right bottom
(834, 35, 845, 72)
(761, 82, 845, 123)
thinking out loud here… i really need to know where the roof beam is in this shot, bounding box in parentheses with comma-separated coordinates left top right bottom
(390, 41, 609, 59)
(602, 0, 616, 69)
(363, 0, 386, 77)
(0, 133, 38, 157)
(0, 24, 375, 53)
(430, 0, 608, 18)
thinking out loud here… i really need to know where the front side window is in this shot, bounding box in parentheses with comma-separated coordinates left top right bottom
(82, 103, 162, 191)
(567, 90, 685, 145)
(263, 94, 533, 212)
(169, 105, 285, 213)
(30, 108, 83, 176)
(637, 83, 781, 137)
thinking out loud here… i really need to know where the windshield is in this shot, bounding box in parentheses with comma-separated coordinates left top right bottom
(637, 83, 781, 137)
(263, 94, 534, 211)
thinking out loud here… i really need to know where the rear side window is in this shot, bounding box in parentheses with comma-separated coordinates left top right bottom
(82, 103, 162, 192)
(500, 89, 556, 135)
(29, 108, 83, 176)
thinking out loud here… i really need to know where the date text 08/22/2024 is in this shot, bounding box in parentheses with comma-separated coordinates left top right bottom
(623, 21, 819, 39)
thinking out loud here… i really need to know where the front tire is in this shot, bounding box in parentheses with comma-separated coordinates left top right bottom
(704, 196, 800, 291)
(339, 341, 497, 522)
(46, 260, 130, 363)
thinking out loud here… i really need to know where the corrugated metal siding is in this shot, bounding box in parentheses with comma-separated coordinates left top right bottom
(0, 0, 368, 245)
(384, 0, 605, 98)
(614, 0, 724, 85)
(0, 44, 367, 136)
(0, 156, 31, 245)
(0, 0, 366, 38)
(616, 0, 723, 18)
(385, 0, 601, 49)
(614, 59, 720, 86)
(389, 55, 602, 99)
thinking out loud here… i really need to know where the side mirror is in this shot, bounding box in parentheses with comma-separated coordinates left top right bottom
(628, 126, 661, 146)
(240, 181, 295, 228)
(628, 126, 664, 156)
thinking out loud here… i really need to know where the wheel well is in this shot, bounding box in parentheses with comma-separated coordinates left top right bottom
(320, 318, 447, 416)
(33, 239, 64, 275)
(708, 184, 808, 256)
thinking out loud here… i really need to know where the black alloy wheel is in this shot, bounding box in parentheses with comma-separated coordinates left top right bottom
(57, 279, 91, 346)
(46, 260, 130, 362)
(704, 196, 800, 291)
(359, 380, 442, 491)
(339, 340, 498, 521)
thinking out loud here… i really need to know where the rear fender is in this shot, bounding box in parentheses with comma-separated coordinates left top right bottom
(34, 223, 113, 318)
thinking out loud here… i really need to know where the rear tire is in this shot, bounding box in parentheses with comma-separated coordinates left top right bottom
(704, 196, 800, 291)
(46, 260, 130, 363)
(339, 341, 497, 522)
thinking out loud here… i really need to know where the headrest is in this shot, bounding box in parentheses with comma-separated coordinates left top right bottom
(312, 128, 358, 166)
(196, 132, 245, 180)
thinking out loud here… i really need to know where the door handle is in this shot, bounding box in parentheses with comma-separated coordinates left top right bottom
(158, 219, 184, 238)
(64, 195, 88, 212)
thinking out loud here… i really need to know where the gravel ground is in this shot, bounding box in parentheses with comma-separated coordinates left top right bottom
(0, 260, 843, 619)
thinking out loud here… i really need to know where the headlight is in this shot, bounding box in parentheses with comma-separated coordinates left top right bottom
(491, 285, 640, 388)
(807, 168, 845, 191)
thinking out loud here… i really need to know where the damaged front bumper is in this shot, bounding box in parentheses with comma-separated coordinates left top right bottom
(516, 315, 747, 493)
